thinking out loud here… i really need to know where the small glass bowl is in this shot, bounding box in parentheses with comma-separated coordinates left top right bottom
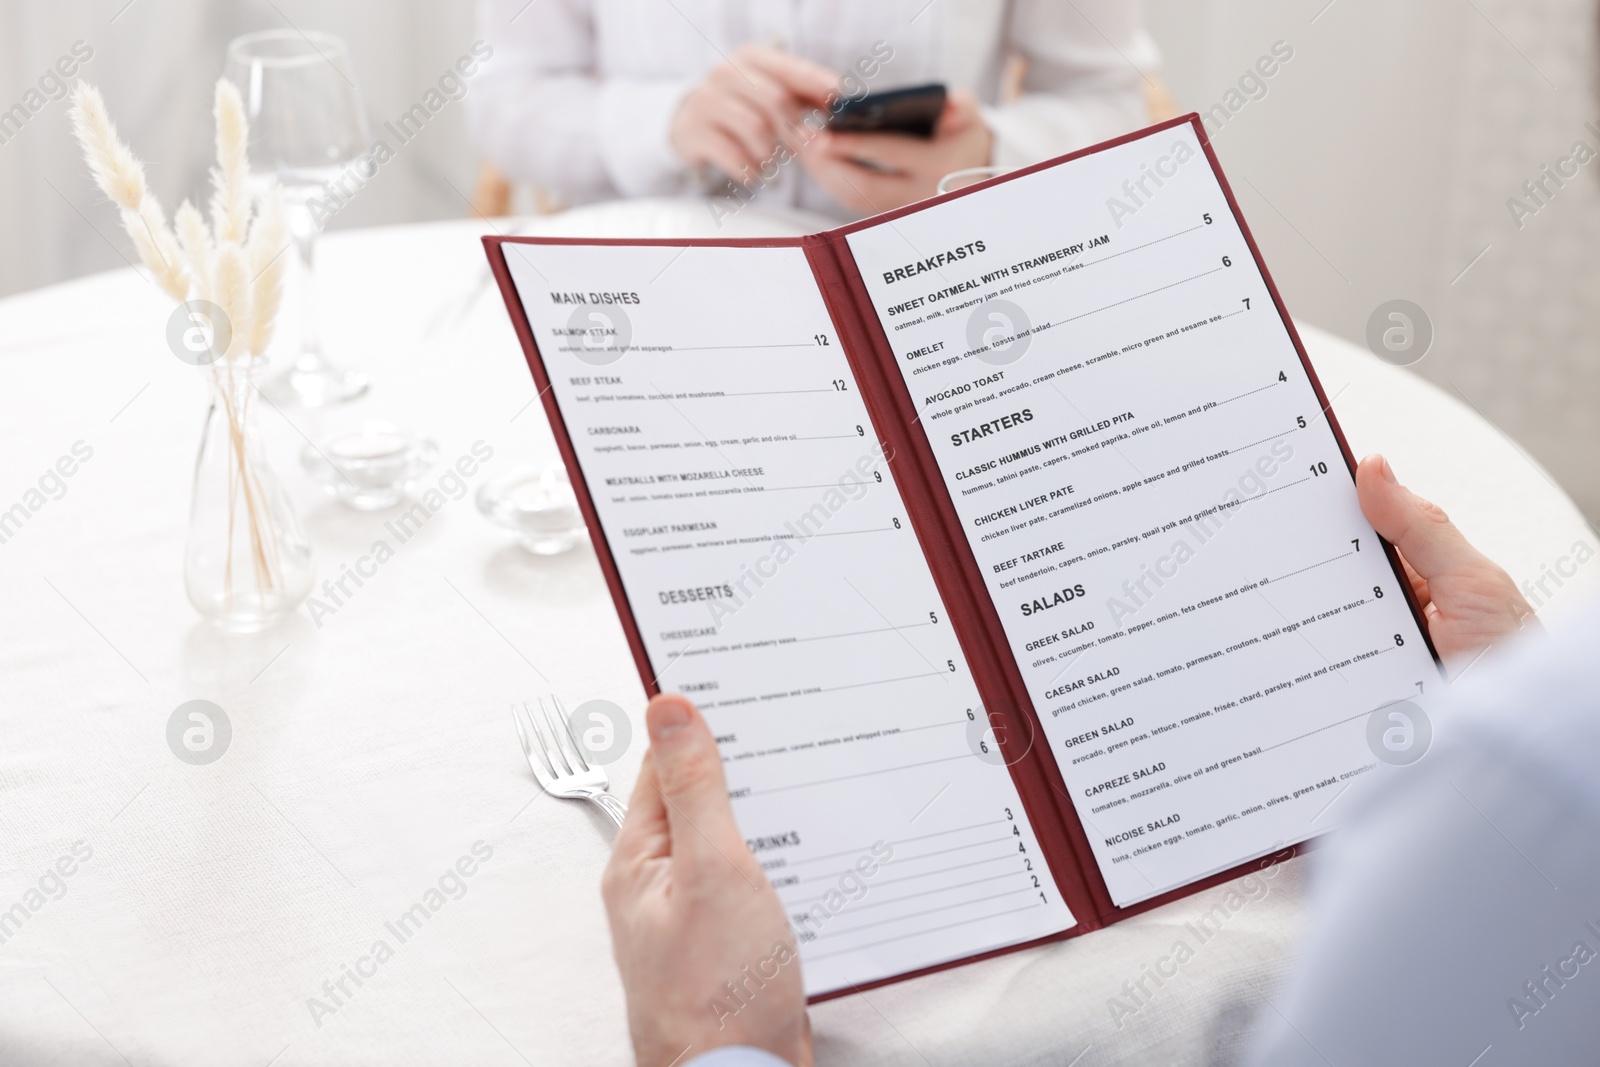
(302, 421, 439, 510)
(476, 463, 588, 555)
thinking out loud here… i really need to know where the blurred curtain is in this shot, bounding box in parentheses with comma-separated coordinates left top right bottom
(1146, 0, 1600, 521)
(0, 0, 478, 299)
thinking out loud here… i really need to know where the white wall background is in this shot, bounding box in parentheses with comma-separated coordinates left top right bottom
(1144, 0, 1600, 522)
(2, 0, 1596, 519)
(0, 0, 480, 297)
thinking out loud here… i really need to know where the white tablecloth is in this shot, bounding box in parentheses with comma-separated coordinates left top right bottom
(1, 200, 1594, 1067)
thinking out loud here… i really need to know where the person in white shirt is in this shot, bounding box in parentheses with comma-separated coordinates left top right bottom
(601, 454, 1595, 1067)
(469, 0, 1158, 220)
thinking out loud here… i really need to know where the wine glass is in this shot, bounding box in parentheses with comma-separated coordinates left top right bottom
(225, 30, 370, 408)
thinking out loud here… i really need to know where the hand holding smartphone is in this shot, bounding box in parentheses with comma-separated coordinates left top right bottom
(827, 83, 947, 138)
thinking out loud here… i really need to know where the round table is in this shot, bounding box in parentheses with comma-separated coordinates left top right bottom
(1, 200, 1593, 1067)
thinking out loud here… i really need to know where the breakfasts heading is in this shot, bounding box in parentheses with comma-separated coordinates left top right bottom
(882, 240, 987, 285)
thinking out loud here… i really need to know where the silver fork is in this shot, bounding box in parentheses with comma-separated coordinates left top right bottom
(512, 697, 628, 828)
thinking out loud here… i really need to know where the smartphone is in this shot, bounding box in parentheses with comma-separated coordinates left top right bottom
(828, 83, 947, 139)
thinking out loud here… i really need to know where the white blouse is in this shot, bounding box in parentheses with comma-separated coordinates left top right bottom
(468, 0, 1159, 219)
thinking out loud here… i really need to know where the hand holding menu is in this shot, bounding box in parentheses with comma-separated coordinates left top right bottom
(486, 115, 1440, 1000)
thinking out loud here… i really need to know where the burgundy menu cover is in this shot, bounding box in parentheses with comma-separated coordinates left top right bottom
(485, 114, 1440, 1001)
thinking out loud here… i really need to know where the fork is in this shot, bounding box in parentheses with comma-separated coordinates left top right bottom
(512, 697, 628, 828)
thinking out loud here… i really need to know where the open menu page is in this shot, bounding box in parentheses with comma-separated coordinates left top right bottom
(500, 242, 1075, 994)
(845, 122, 1440, 907)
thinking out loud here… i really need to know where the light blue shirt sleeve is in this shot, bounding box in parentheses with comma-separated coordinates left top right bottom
(1250, 605, 1600, 1064)
(684, 1048, 794, 1067)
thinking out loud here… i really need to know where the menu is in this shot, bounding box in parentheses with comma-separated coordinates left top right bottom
(486, 115, 1440, 1000)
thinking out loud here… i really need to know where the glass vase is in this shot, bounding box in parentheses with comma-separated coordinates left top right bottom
(184, 358, 314, 631)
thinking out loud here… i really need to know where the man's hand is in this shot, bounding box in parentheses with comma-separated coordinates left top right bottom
(670, 44, 837, 183)
(602, 694, 812, 1067)
(799, 89, 993, 214)
(1356, 454, 1538, 668)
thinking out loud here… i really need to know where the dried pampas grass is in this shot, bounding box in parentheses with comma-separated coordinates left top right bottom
(210, 80, 252, 246)
(123, 199, 189, 303)
(70, 78, 296, 605)
(174, 200, 214, 292)
(212, 243, 252, 361)
(246, 189, 289, 358)
(69, 83, 146, 214)
(68, 78, 288, 359)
